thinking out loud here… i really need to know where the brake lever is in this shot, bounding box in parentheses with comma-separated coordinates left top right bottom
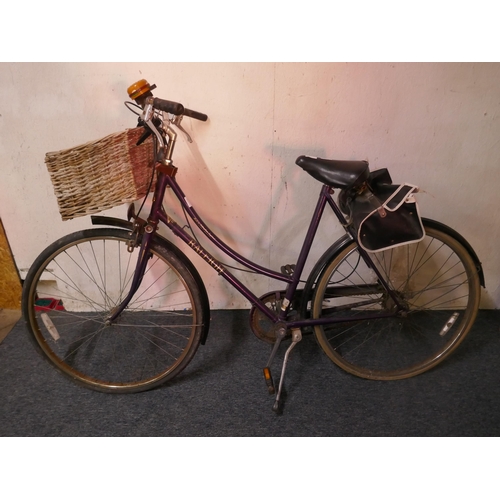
(172, 115, 193, 143)
(135, 117, 162, 146)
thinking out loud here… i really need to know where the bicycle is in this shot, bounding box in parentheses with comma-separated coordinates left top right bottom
(22, 79, 485, 412)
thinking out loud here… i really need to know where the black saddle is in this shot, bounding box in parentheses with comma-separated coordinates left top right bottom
(296, 155, 369, 189)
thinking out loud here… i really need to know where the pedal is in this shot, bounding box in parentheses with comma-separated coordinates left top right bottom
(263, 367, 275, 395)
(280, 264, 296, 276)
(262, 325, 287, 396)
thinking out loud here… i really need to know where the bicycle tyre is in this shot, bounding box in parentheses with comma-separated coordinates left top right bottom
(311, 223, 481, 380)
(22, 228, 206, 393)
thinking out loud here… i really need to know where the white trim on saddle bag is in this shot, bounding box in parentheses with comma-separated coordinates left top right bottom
(357, 183, 426, 253)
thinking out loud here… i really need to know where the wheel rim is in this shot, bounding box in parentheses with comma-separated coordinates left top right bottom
(313, 227, 480, 380)
(26, 233, 200, 390)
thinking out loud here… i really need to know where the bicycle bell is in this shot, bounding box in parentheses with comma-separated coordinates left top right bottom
(127, 79, 157, 107)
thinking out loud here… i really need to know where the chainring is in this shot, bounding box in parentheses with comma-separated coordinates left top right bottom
(249, 290, 288, 344)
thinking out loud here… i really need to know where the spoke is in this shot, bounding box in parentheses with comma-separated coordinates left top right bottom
(45, 264, 102, 313)
(74, 244, 109, 306)
(88, 240, 108, 307)
(130, 285, 189, 309)
(326, 319, 380, 355)
(131, 267, 178, 305)
(409, 270, 469, 309)
(40, 311, 107, 326)
(330, 250, 383, 303)
(412, 290, 470, 310)
(131, 328, 184, 361)
(59, 324, 107, 362)
(407, 240, 446, 283)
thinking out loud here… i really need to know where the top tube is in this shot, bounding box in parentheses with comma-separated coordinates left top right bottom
(163, 174, 294, 283)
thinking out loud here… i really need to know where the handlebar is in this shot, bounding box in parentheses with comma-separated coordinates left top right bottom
(127, 79, 208, 121)
(183, 107, 208, 122)
(152, 98, 208, 122)
(127, 80, 208, 122)
(127, 79, 208, 153)
(152, 97, 184, 116)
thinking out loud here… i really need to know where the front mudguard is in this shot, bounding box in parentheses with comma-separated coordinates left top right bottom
(91, 216, 211, 344)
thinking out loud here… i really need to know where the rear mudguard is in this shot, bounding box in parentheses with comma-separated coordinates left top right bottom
(299, 217, 485, 328)
(298, 234, 353, 330)
(91, 216, 211, 344)
(421, 218, 485, 287)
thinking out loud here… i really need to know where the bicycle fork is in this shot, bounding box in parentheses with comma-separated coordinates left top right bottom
(107, 175, 166, 324)
(106, 231, 153, 324)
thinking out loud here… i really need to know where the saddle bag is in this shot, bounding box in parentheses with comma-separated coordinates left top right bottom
(342, 171, 425, 252)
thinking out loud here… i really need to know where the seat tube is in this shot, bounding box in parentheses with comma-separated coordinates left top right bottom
(278, 185, 330, 320)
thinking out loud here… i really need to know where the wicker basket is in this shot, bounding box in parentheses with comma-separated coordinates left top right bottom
(45, 127, 155, 221)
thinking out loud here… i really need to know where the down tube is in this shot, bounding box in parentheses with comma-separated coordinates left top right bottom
(167, 176, 292, 282)
(161, 178, 333, 323)
(157, 209, 284, 323)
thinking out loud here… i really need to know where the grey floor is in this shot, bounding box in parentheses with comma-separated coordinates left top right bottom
(1, 309, 500, 436)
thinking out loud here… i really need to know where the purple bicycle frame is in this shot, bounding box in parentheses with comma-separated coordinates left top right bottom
(119, 169, 402, 328)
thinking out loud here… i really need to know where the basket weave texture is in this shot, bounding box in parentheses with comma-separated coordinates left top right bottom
(45, 127, 155, 221)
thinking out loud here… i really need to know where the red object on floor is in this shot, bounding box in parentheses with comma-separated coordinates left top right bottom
(34, 298, 65, 311)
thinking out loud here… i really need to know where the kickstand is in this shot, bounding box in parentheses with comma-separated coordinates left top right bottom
(272, 328, 302, 413)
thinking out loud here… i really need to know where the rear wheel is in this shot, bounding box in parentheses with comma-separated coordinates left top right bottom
(311, 224, 481, 380)
(22, 228, 206, 392)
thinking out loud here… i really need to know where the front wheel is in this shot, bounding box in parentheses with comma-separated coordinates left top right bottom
(311, 223, 481, 380)
(22, 228, 207, 393)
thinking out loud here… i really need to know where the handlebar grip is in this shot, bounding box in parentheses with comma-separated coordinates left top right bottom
(152, 97, 185, 115)
(184, 108, 208, 122)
